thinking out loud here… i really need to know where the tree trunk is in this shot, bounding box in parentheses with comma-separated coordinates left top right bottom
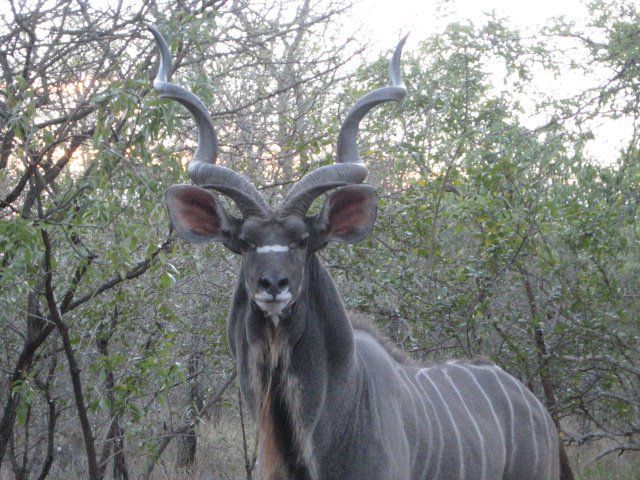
(176, 347, 203, 469)
(112, 421, 130, 480)
(97, 306, 130, 480)
(521, 268, 575, 480)
(0, 290, 55, 467)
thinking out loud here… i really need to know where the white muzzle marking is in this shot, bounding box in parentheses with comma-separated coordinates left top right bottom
(256, 244, 289, 253)
(254, 288, 293, 321)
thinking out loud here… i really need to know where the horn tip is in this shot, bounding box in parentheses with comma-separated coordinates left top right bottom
(395, 32, 410, 58)
(148, 25, 172, 84)
(390, 33, 408, 88)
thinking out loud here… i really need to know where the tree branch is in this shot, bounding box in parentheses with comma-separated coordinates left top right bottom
(40, 227, 100, 480)
(142, 370, 237, 480)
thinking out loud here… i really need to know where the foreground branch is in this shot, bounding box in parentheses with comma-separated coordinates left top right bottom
(40, 228, 101, 480)
(63, 236, 175, 313)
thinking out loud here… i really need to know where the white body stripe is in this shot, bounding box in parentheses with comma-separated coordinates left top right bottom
(444, 368, 487, 480)
(411, 370, 444, 478)
(457, 365, 507, 472)
(396, 369, 420, 473)
(531, 392, 554, 479)
(490, 368, 516, 477)
(256, 244, 289, 253)
(419, 369, 465, 480)
(505, 373, 539, 473)
(387, 364, 558, 480)
(398, 368, 434, 476)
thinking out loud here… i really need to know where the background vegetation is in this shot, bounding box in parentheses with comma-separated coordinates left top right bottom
(0, 0, 638, 478)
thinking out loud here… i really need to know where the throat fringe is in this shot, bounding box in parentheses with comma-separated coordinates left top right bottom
(249, 325, 317, 480)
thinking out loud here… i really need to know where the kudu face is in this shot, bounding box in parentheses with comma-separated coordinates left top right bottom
(148, 25, 405, 320)
(166, 183, 378, 319)
(239, 215, 310, 318)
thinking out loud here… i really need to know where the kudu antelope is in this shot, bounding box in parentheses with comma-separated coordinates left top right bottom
(148, 26, 560, 480)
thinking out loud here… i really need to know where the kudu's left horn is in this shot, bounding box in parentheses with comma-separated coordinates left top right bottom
(148, 26, 269, 218)
(281, 34, 408, 217)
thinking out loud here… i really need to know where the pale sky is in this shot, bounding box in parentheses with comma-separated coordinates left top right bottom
(354, 0, 591, 49)
(353, 0, 631, 164)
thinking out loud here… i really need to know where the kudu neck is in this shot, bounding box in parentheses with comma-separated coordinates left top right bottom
(304, 253, 356, 368)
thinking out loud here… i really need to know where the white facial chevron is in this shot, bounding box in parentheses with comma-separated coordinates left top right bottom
(256, 244, 289, 253)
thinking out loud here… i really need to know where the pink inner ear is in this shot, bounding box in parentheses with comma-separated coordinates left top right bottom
(173, 189, 220, 236)
(328, 190, 369, 235)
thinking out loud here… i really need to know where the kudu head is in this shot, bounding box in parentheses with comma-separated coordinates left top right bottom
(148, 26, 406, 320)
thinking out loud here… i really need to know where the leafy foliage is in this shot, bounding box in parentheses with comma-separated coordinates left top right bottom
(0, 0, 639, 477)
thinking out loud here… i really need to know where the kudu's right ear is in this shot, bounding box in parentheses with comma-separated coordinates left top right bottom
(166, 185, 240, 249)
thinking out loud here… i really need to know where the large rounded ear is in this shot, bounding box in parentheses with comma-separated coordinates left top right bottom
(166, 184, 239, 247)
(315, 185, 378, 244)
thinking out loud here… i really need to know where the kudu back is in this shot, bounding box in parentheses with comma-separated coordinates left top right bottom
(147, 26, 560, 480)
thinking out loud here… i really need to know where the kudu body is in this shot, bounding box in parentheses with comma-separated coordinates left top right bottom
(148, 27, 560, 479)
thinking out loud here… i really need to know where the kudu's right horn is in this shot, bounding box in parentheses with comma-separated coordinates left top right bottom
(148, 26, 269, 218)
(280, 34, 408, 217)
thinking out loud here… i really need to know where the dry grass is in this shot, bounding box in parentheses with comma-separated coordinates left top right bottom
(143, 413, 256, 480)
(0, 412, 255, 480)
(146, 419, 640, 480)
(2, 411, 639, 479)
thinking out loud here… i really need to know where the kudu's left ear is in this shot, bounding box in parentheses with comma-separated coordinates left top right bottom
(316, 185, 378, 244)
(166, 184, 240, 249)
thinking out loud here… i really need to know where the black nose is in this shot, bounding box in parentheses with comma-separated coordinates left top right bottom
(258, 274, 289, 297)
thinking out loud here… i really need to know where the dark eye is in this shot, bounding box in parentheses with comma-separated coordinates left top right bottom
(239, 238, 256, 251)
(296, 236, 308, 249)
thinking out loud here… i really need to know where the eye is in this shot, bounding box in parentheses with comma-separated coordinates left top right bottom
(239, 238, 256, 251)
(292, 236, 308, 249)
